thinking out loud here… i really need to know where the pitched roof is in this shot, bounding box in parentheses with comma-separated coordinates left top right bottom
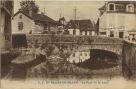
(13, 10, 56, 24)
(13, 11, 33, 19)
(108, 1, 136, 4)
(65, 19, 94, 31)
(98, 1, 136, 11)
(32, 14, 56, 23)
(99, 5, 106, 10)
(99, 1, 136, 15)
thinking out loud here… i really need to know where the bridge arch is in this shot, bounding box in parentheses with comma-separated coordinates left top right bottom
(73, 48, 121, 70)
(90, 49, 122, 61)
(76, 43, 123, 56)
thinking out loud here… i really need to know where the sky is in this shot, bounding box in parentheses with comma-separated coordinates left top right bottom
(14, 0, 105, 23)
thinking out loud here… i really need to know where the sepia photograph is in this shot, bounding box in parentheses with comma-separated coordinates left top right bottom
(0, 0, 136, 89)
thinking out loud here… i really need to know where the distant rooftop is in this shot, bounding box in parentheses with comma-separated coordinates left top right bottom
(65, 19, 94, 31)
(99, 1, 136, 14)
(13, 10, 56, 24)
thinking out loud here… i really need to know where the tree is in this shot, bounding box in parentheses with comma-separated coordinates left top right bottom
(20, 0, 39, 14)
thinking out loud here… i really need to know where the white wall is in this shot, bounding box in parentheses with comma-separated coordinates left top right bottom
(76, 29, 80, 35)
(82, 31, 85, 35)
(68, 29, 80, 35)
(87, 31, 90, 35)
(81, 31, 90, 36)
(92, 31, 95, 36)
(68, 50, 90, 63)
(99, 12, 136, 38)
(68, 29, 74, 35)
(68, 29, 95, 36)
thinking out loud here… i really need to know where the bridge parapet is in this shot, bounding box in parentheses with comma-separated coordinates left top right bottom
(12, 34, 136, 79)
(26, 34, 123, 45)
(25, 34, 123, 55)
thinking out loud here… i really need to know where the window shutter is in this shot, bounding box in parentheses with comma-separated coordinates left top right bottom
(18, 22, 23, 30)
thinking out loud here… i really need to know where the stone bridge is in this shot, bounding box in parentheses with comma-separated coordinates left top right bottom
(26, 34, 123, 56)
(76, 43, 123, 55)
(12, 34, 136, 79)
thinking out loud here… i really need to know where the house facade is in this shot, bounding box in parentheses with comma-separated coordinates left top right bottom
(0, 1, 14, 53)
(12, 10, 57, 34)
(99, 1, 136, 40)
(65, 19, 95, 36)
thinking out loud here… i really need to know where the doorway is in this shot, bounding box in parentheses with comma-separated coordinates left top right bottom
(110, 31, 114, 37)
(119, 32, 124, 38)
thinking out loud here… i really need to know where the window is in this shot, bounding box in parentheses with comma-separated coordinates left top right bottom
(85, 53, 87, 56)
(89, 31, 92, 35)
(18, 22, 23, 30)
(85, 31, 87, 35)
(126, 4, 134, 12)
(109, 4, 114, 11)
(64, 30, 69, 35)
(73, 53, 75, 57)
(100, 32, 106, 35)
(80, 31, 82, 35)
(110, 31, 114, 37)
(119, 32, 124, 38)
(19, 15, 22, 19)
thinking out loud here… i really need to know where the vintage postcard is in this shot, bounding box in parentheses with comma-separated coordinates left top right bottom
(1, 0, 136, 89)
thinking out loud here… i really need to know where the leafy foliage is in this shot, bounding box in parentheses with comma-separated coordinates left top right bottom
(20, 0, 39, 14)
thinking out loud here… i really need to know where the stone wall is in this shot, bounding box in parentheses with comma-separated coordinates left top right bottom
(122, 41, 136, 79)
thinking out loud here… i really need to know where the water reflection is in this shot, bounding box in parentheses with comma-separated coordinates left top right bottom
(67, 50, 90, 63)
(68, 49, 119, 70)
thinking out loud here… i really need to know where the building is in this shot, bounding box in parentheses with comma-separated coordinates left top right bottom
(57, 17, 67, 34)
(99, 1, 136, 40)
(0, 1, 14, 53)
(12, 10, 57, 34)
(128, 29, 136, 41)
(57, 17, 67, 29)
(65, 19, 95, 36)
